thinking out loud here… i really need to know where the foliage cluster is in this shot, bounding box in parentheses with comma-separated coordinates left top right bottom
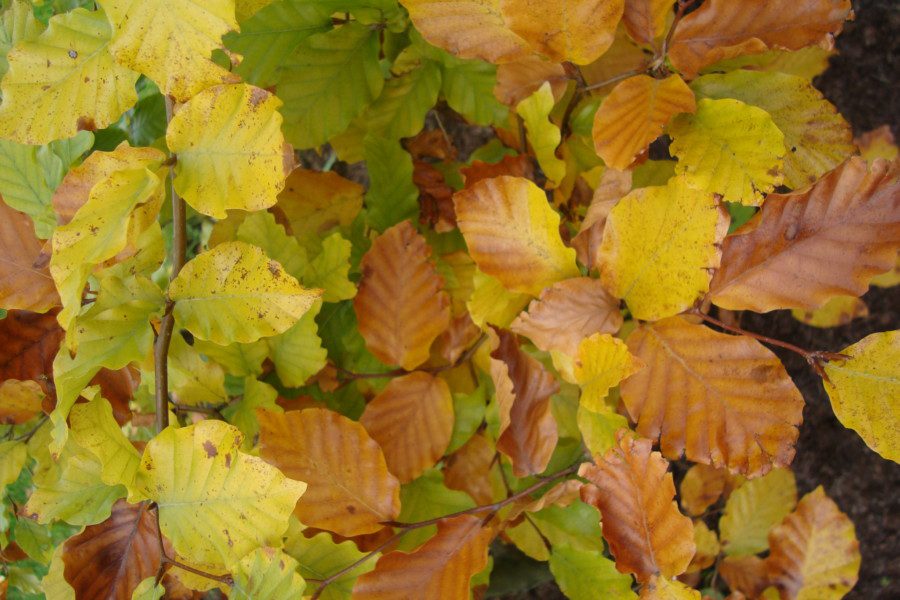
(0, 0, 897, 599)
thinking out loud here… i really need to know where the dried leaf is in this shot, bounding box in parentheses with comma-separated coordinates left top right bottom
(0, 202, 59, 312)
(622, 0, 671, 45)
(571, 168, 632, 270)
(679, 464, 731, 517)
(493, 55, 568, 107)
(720, 555, 770, 599)
(0, 310, 62, 396)
(0, 379, 44, 424)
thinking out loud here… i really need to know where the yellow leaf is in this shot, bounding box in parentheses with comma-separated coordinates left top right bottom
(598, 176, 728, 321)
(669, 98, 785, 205)
(516, 82, 566, 186)
(639, 576, 701, 600)
(276, 168, 364, 251)
(679, 464, 733, 517)
(577, 405, 630, 459)
(824, 330, 900, 463)
(137, 420, 306, 572)
(720, 468, 797, 556)
(231, 547, 306, 600)
(499, 0, 624, 64)
(791, 296, 868, 328)
(454, 176, 579, 296)
(593, 74, 696, 170)
(168, 241, 322, 345)
(575, 333, 642, 412)
(686, 520, 720, 573)
(167, 84, 287, 219)
(467, 268, 531, 329)
(0, 379, 44, 424)
(0, 8, 138, 145)
(0, 440, 26, 488)
(856, 125, 898, 162)
(99, 0, 238, 101)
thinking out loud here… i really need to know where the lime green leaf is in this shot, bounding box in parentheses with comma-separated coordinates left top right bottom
(166, 334, 229, 406)
(0, 0, 45, 79)
(0, 8, 139, 144)
(824, 330, 900, 463)
(277, 23, 383, 148)
(223, 377, 281, 446)
(137, 420, 306, 571)
(577, 405, 629, 458)
(550, 546, 637, 600)
(193, 338, 269, 377)
(364, 135, 420, 231)
(231, 547, 306, 600)
(167, 84, 287, 219)
(448, 383, 488, 453)
(268, 298, 327, 387)
(130, 577, 164, 600)
(42, 546, 76, 600)
(236, 210, 308, 280)
(99, 0, 238, 101)
(508, 500, 604, 561)
(363, 59, 442, 140)
(720, 468, 797, 556)
(0, 441, 27, 489)
(440, 54, 508, 126)
(397, 468, 477, 550)
(0, 139, 62, 238)
(669, 98, 785, 206)
(466, 269, 531, 329)
(169, 241, 322, 345)
(225, 0, 331, 87)
(516, 82, 566, 187)
(302, 232, 356, 302)
(286, 530, 378, 600)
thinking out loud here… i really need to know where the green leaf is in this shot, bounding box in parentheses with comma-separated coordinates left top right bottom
(193, 338, 269, 377)
(397, 468, 476, 551)
(0, 441, 27, 489)
(302, 232, 356, 303)
(237, 210, 308, 280)
(166, 335, 229, 406)
(231, 547, 307, 600)
(549, 546, 637, 600)
(286, 529, 379, 600)
(267, 299, 328, 387)
(223, 377, 281, 446)
(362, 58, 442, 140)
(506, 500, 604, 561)
(364, 135, 419, 231)
(0, 139, 61, 238)
(440, 55, 508, 126)
(447, 383, 488, 453)
(128, 93, 167, 146)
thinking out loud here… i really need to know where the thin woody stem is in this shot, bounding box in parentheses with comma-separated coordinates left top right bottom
(152, 504, 233, 587)
(579, 68, 646, 92)
(659, 0, 698, 65)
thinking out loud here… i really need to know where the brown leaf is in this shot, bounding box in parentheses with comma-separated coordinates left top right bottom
(0, 310, 62, 396)
(353, 514, 495, 599)
(571, 168, 632, 270)
(0, 202, 59, 312)
(709, 157, 900, 312)
(361, 372, 454, 483)
(62, 500, 169, 600)
(765, 487, 860, 599)
(91, 367, 137, 426)
(434, 313, 482, 364)
(510, 277, 623, 357)
(720, 555, 770, 599)
(494, 55, 568, 107)
(669, 0, 852, 78)
(405, 129, 457, 161)
(444, 432, 501, 505)
(622, 317, 804, 477)
(489, 328, 559, 477)
(414, 161, 457, 232)
(622, 0, 671, 45)
(257, 408, 401, 537)
(579, 435, 695, 582)
(460, 154, 534, 188)
(354, 221, 451, 370)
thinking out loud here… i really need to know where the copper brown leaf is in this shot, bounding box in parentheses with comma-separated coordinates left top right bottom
(0, 309, 62, 395)
(0, 201, 59, 312)
(709, 157, 900, 312)
(622, 0, 671, 45)
(489, 327, 559, 477)
(354, 220, 451, 370)
(353, 514, 495, 599)
(361, 372, 454, 483)
(62, 499, 170, 600)
(622, 317, 804, 477)
(257, 408, 401, 537)
(579, 435, 695, 582)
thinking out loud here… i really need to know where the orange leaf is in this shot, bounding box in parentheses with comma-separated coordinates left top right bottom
(62, 499, 170, 600)
(444, 432, 502, 505)
(709, 157, 900, 312)
(510, 277, 623, 357)
(276, 167, 363, 241)
(361, 372, 454, 483)
(622, 0, 671, 45)
(460, 154, 534, 188)
(579, 435, 695, 582)
(679, 463, 740, 517)
(354, 221, 451, 370)
(0, 310, 62, 397)
(353, 514, 495, 599)
(0, 202, 59, 312)
(622, 317, 804, 477)
(493, 55, 568, 107)
(571, 168, 632, 270)
(489, 328, 559, 477)
(257, 408, 401, 537)
(592, 74, 696, 170)
(669, 0, 852, 78)
(720, 555, 770, 599)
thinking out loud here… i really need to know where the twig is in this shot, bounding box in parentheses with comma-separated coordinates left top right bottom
(152, 504, 234, 587)
(579, 68, 646, 92)
(13, 415, 48, 443)
(337, 333, 487, 382)
(658, 0, 698, 67)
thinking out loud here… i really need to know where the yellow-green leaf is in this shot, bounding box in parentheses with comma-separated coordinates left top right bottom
(192, 338, 268, 377)
(640, 576, 701, 600)
(574, 333, 642, 412)
(0, 0, 44, 78)
(302, 232, 356, 302)
(577, 405, 629, 458)
(231, 547, 306, 600)
(286, 530, 379, 600)
(168, 241, 322, 345)
(0, 139, 60, 238)
(720, 468, 797, 556)
(267, 299, 327, 387)
(598, 175, 729, 321)
(669, 97, 785, 206)
(236, 210, 307, 280)
(0, 440, 27, 488)
(516, 82, 566, 187)
(41, 546, 75, 600)
(130, 577, 164, 600)
(823, 330, 900, 463)
(791, 296, 869, 329)
(550, 546, 637, 600)
(0, 8, 138, 145)
(166, 334, 229, 407)
(467, 269, 532, 329)
(223, 377, 281, 448)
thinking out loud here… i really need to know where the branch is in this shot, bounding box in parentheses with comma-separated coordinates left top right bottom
(152, 504, 234, 588)
(578, 67, 645, 92)
(658, 0, 698, 66)
(337, 333, 488, 382)
(13, 415, 48, 443)
(154, 97, 188, 434)
(310, 462, 580, 599)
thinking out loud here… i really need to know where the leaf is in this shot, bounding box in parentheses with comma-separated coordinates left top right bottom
(362, 60, 443, 141)
(622, 0, 670, 45)
(267, 299, 327, 387)
(720, 468, 797, 557)
(571, 167, 632, 270)
(0, 0, 44, 79)
(136, 420, 306, 571)
(668, 0, 852, 78)
(167, 84, 287, 219)
(0, 310, 62, 395)
(303, 232, 356, 303)
(687, 520, 721, 573)
(354, 221, 450, 370)
(679, 464, 732, 517)
(440, 54, 509, 126)
(598, 175, 729, 321)
(236, 210, 307, 280)
(516, 82, 566, 186)
(99, 0, 238, 101)
(0, 380, 44, 425)
(692, 70, 855, 189)
(42, 546, 75, 600)
(353, 514, 494, 598)
(400, 0, 530, 64)
(708, 157, 900, 312)
(165, 334, 228, 406)
(489, 327, 559, 477)
(494, 54, 568, 107)
(276, 23, 383, 148)
(231, 547, 306, 600)
(466, 268, 531, 329)
(0, 200, 59, 312)
(640, 576, 702, 600)
(69, 394, 141, 495)
(577, 404, 629, 458)
(364, 135, 421, 232)
(286, 531, 378, 600)
(276, 167, 365, 249)
(257, 408, 401, 537)
(719, 555, 770, 599)
(225, 0, 331, 87)
(361, 372, 454, 483)
(0, 441, 27, 489)
(0, 139, 62, 238)
(549, 546, 637, 600)
(668, 98, 785, 205)
(168, 241, 322, 345)
(130, 578, 164, 600)
(499, 0, 624, 64)
(574, 333, 642, 412)
(396, 468, 478, 551)
(593, 74, 696, 170)
(791, 295, 869, 328)
(454, 176, 579, 296)
(0, 8, 138, 145)
(765, 487, 860, 599)
(823, 330, 900, 462)
(622, 316, 804, 477)
(579, 435, 695, 582)
(61, 499, 167, 600)
(511, 277, 623, 358)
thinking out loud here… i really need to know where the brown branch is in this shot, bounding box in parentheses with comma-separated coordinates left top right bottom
(152, 504, 234, 588)
(337, 333, 487, 382)
(13, 415, 48, 443)
(309, 462, 580, 599)
(579, 67, 646, 92)
(658, 0, 698, 66)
